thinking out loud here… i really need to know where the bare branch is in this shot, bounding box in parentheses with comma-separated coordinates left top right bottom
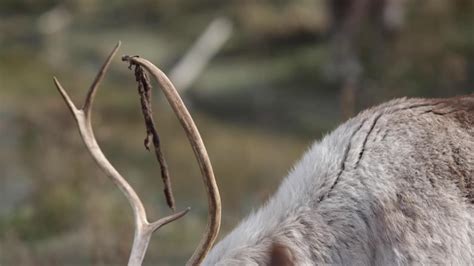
(122, 55, 222, 266)
(169, 17, 233, 92)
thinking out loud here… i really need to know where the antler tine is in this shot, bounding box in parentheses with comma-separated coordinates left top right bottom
(83, 41, 121, 119)
(122, 56, 222, 266)
(53, 76, 79, 116)
(150, 206, 191, 233)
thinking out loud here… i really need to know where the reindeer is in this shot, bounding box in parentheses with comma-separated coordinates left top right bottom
(55, 43, 473, 265)
(204, 94, 474, 265)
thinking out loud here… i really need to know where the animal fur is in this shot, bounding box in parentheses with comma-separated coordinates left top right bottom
(203, 95, 474, 265)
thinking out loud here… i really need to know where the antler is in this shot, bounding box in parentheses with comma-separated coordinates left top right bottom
(53, 42, 190, 266)
(121, 55, 221, 266)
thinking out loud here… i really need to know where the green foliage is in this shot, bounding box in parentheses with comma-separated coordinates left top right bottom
(4, 183, 82, 241)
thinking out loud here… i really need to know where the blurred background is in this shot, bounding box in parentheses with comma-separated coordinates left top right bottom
(0, 0, 472, 265)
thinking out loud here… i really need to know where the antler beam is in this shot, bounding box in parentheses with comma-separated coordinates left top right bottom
(122, 55, 222, 266)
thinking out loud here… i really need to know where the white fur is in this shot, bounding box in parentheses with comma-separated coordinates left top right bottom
(204, 97, 474, 265)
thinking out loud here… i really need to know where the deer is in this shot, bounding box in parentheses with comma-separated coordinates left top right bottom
(204, 94, 474, 265)
(54, 42, 473, 265)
